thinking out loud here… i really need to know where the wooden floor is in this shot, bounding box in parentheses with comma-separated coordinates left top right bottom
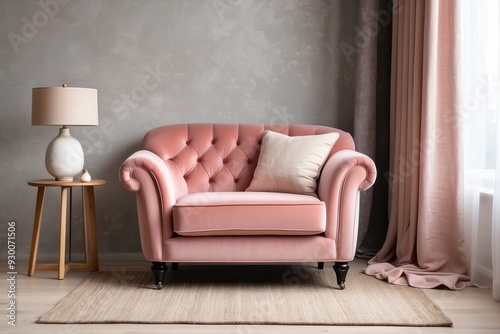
(2, 258, 500, 334)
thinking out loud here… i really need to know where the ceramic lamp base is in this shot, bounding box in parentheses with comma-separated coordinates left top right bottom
(45, 126, 84, 181)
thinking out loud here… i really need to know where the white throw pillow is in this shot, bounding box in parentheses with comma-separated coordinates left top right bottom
(246, 130, 339, 196)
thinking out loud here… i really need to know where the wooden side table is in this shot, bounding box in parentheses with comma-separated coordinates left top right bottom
(27, 179, 106, 279)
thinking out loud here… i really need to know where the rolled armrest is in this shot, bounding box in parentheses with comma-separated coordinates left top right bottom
(120, 150, 185, 260)
(318, 150, 377, 260)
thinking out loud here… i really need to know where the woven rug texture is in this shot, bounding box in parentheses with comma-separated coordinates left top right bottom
(38, 264, 452, 326)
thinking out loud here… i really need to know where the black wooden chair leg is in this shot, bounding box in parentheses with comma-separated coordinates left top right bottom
(172, 262, 179, 270)
(151, 262, 167, 290)
(333, 262, 349, 289)
(318, 262, 324, 269)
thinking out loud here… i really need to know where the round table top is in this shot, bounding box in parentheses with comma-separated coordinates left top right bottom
(28, 179, 106, 187)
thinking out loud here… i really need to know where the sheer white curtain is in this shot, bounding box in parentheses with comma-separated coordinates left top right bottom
(461, 0, 500, 301)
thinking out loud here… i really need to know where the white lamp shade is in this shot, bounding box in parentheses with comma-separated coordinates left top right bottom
(32, 87, 98, 126)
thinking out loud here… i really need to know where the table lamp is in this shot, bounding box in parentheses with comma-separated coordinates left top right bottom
(32, 84, 98, 181)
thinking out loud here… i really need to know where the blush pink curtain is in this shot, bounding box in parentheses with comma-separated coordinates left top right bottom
(365, 0, 469, 290)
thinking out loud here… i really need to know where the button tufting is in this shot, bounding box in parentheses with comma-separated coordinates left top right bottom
(236, 140, 240, 145)
(197, 158, 202, 163)
(247, 159, 252, 164)
(211, 139, 216, 144)
(234, 178, 239, 183)
(223, 158, 228, 164)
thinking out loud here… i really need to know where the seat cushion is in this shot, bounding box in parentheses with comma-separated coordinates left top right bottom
(173, 192, 326, 236)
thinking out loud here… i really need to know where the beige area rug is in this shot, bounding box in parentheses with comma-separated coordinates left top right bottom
(38, 264, 452, 326)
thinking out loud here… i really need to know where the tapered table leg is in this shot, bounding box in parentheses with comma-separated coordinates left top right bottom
(83, 186, 99, 271)
(27, 187, 46, 276)
(58, 187, 69, 280)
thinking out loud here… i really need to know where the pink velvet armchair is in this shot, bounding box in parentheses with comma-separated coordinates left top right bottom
(119, 123, 376, 289)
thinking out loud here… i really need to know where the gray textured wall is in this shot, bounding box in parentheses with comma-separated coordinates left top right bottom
(0, 0, 359, 260)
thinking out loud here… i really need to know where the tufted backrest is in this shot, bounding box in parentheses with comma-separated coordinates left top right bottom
(141, 123, 354, 196)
